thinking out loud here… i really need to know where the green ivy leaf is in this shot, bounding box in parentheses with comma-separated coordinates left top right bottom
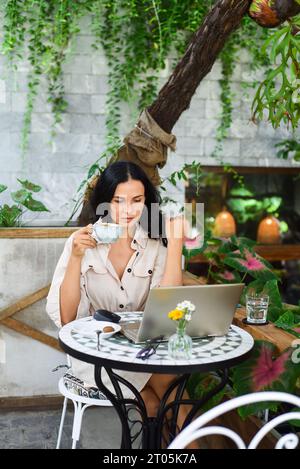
(236, 237, 257, 249)
(274, 310, 299, 330)
(245, 278, 266, 297)
(77, 179, 88, 193)
(187, 372, 230, 412)
(0, 204, 22, 227)
(294, 151, 300, 161)
(87, 164, 100, 179)
(22, 194, 50, 212)
(0, 184, 8, 194)
(229, 186, 254, 197)
(17, 179, 41, 192)
(288, 408, 300, 428)
(263, 279, 283, 307)
(11, 189, 30, 205)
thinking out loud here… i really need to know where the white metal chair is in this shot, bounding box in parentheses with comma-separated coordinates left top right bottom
(168, 392, 300, 450)
(56, 356, 113, 449)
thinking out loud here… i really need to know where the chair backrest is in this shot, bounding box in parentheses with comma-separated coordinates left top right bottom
(168, 391, 300, 450)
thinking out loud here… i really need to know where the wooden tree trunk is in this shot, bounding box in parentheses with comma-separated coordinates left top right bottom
(148, 0, 252, 133)
(148, 0, 300, 133)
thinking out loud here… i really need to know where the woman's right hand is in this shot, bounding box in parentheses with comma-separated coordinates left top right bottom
(71, 224, 97, 258)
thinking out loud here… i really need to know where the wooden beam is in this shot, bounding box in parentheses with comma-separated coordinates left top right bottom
(0, 227, 77, 238)
(0, 285, 51, 322)
(233, 307, 296, 354)
(0, 394, 67, 411)
(253, 244, 300, 261)
(199, 165, 300, 175)
(183, 270, 207, 285)
(0, 285, 60, 352)
(188, 244, 300, 263)
(1, 317, 61, 351)
(0, 285, 61, 352)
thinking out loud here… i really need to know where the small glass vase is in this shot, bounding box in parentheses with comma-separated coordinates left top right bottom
(168, 324, 193, 360)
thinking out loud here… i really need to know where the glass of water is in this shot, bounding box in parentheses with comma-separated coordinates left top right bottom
(246, 293, 269, 324)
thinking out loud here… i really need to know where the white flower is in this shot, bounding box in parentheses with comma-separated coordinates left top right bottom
(176, 300, 195, 314)
(176, 300, 196, 321)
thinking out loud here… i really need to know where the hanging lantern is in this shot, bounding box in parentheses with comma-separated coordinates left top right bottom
(257, 215, 281, 244)
(213, 208, 236, 238)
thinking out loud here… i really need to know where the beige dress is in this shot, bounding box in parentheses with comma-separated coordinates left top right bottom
(46, 221, 168, 398)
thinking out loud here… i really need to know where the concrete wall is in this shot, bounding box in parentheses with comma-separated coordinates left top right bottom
(0, 236, 67, 396)
(0, 15, 299, 226)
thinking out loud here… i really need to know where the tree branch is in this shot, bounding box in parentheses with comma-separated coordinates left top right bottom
(148, 0, 252, 133)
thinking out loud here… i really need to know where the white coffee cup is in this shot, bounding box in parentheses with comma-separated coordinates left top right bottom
(91, 221, 124, 244)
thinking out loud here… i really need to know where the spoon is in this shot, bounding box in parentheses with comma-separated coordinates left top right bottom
(96, 330, 102, 351)
(96, 326, 115, 350)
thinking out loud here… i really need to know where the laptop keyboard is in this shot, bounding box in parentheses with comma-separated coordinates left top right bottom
(121, 321, 140, 341)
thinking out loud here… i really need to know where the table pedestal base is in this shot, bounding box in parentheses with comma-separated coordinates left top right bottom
(94, 365, 229, 449)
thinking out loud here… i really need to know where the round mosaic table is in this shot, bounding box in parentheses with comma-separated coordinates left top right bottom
(59, 312, 254, 449)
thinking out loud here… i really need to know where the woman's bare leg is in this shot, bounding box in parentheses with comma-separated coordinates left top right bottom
(140, 384, 160, 417)
(147, 373, 199, 449)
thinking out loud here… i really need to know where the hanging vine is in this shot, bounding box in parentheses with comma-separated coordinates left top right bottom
(1, 1, 297, 149)
(1, 0, 298, 223)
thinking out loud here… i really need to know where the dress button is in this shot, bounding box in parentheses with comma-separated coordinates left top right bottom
(136, 252, 139, 256)
(127, 268, 132, 273)
(133, 239, 136, 244)
(148, 269, 153, 274)
(119, 304, 124, 308)
(120, 286, 124, 291)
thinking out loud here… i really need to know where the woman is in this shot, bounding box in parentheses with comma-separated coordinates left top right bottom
(46, 161, 191, 439)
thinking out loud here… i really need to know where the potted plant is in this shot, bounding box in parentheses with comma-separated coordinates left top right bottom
(0, 179, 50, 227)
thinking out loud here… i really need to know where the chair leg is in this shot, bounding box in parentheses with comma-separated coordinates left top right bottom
(56, 397, 68, 449)
(71, 401, 81, 449)
(72, 402, 91, 449)
(72, 436, 77, 450)
(71, 402, 90, 449)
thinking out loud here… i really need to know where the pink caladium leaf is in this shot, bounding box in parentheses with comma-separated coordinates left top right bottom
(237, 249, 266, 271)
(213, 269, 241, 284)
(232, 341, 300, 418)
(252, 347, 291, 391)
(223, 249, 278, 280)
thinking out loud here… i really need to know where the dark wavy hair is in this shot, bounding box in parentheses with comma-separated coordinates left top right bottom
(88, 161, 168, 247)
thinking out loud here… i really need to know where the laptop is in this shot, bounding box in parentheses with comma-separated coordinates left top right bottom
(119, 283, 245, 343)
